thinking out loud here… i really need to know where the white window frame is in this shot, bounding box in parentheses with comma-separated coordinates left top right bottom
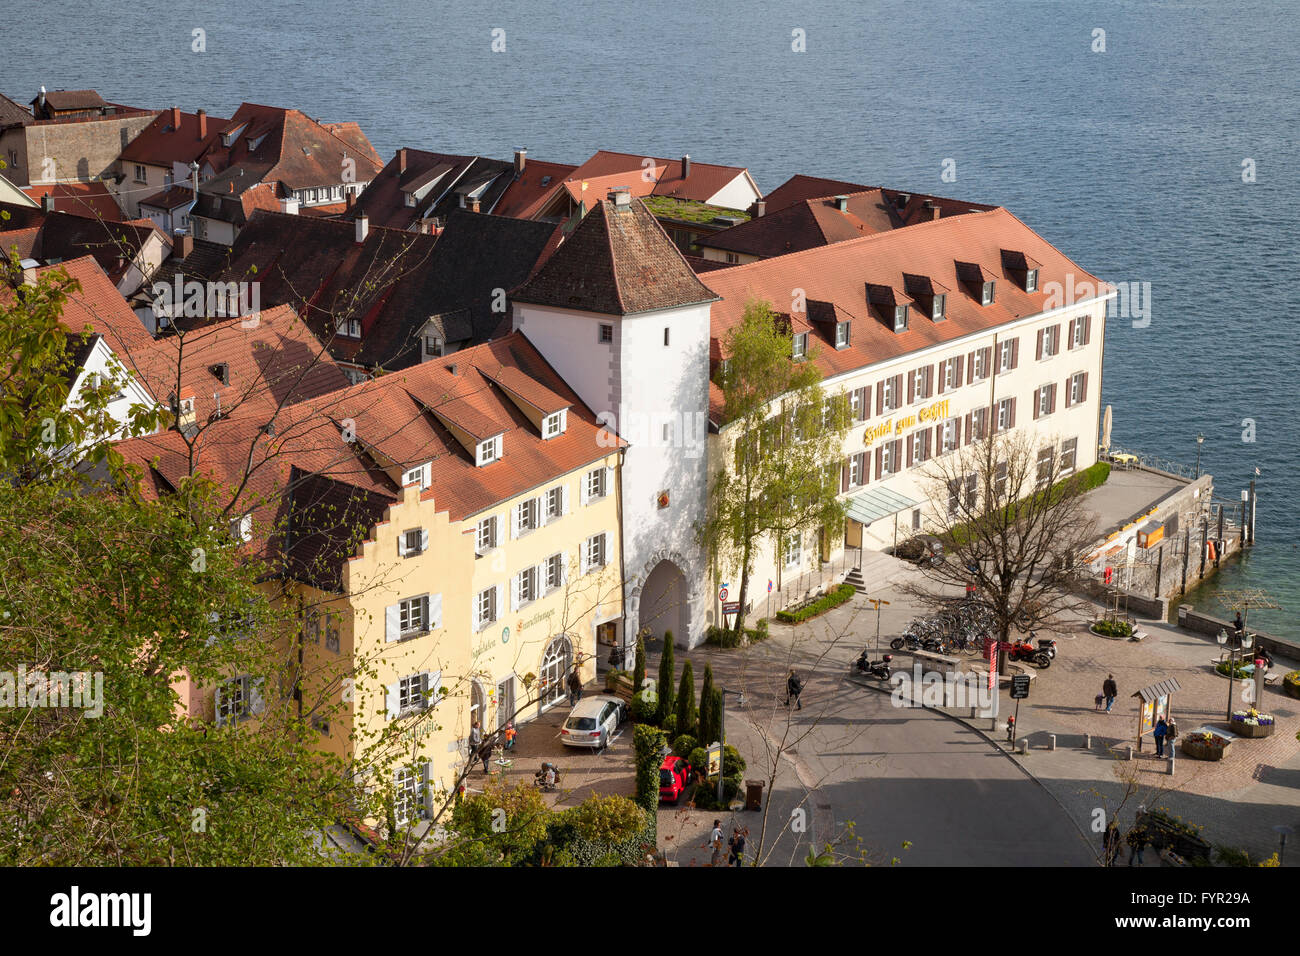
(882, 442, 899, 475)
(996, 398, 1013, 433)
(1041, 324, 1059, 359)
(134, 163, 147, 183)
(477, 435, 501, 466)
(835, 321, 850, 348)
(1026, 269, 1038, 293)
(583, 532, 608, 573)
(941, 418, 959, 453)
(792, 332, 808, 359)
(544, 485, 567, 523)
(940, 358, 956, 393)
(544, 552, 565, 593)
(973, 406, 989, 441)
(981, 280, 996, 305)
(1069, 372, 1085, 407)
(403, 462, 431, 490)
(398, 672, 429, 716)
(399, 595, 430, 636)
(783, 530, 802, 569)
(400, 527, 428, 558)
(973, 348, 989, 381)
(849, 453, 865, 487)
(1060, 437, 1079, 473)
(881, 377, 896, 411)
(476, 515, 499, 554)
(893, 305, 908, 332)
(1037, 446, 1055, 484)
(911, 430, 927, 465)
(393, 762, 429, 825)
(216, 675, 251, 725)
(598, 323, 613, 344)
(542, 409, 566, 439)
(998, 340, 1014, 373)
(229, 513, 253, 543)
(515, 497, 540, 536)
(1072, 317, 1086, 349)
(475, 586, 499, 631)
(1038, 385, 1053, 418)
(584, 467, 608, 503)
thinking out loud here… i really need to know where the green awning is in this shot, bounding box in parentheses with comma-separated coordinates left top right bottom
(844, 487, 921, 526)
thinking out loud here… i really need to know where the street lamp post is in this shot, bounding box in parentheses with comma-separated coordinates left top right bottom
(1195, 433, 1205, 479)
(1219, 628, 1254, 722)
(868, 598, 890, 655)
(1274, 825, 1294, 866)
(718, 687, 745, 805)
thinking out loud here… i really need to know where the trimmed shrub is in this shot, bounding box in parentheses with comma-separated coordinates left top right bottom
(776, 583, 856, 624)
(1092, 619, 1133, 638)
(698, 663, 717, 743)
(656, 636, 676, 726)
(675, 661, 697, 738)
(659, 713, 677, 737)
(705, 625, 743, 648)
(632, 641, 647, 703)
(633, 724, 667, 811)
(1077, 461, 1111, 492)
(629, 693, 658, 724)
(672, 733, 698, 758)
(544, 805, 657, 867)
(1215, 659, 1253, 679)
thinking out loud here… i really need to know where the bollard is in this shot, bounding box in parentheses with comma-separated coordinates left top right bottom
(1127, 745, 1134, 761)
(1018, 739, 1028, 755)
(1083, 734, 1092, 750)
(1048, 734, 1056, 751)
(1168, 752, 1176, 776)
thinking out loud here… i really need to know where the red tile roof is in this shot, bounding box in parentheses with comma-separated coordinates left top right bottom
(22, 255, 156, 354)
(700, 207, 1106, 422)
(493, 159, 579, 219)
(760, 174, 874, 213)
(138, 185, 194, 211)
(573, 150, 753, 203)
(20, 182, 124, 221)
(119, 108, 229, 167)
(512, 197, 718, 316)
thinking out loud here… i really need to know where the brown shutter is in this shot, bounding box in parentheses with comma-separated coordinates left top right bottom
(1010, 337, 1019, 369)
(1083, 315, 1092, 345)
(967, 350, 976, 379)
(894, 374, 904, 407)
(1051, 323, 1060, 354)
(924, 430, 932, 461)
(841, 461, 850, 492)
(934, 423, 944, 453)
(1064, 376, 1072, 408)
(1050, 383, 1058, 413)
(1067, 318, 1076, 349)
(1035, 328, 1043, 361)
(1032, 387, 1041, 420)
(858, 387, 868, 421)
(964, 412, 972, 445)
(875, 445, 883, 480)
(1081, 372, 1089, 403)
(954, 355, 964, 388)
(906, 370, 915, 404)
(906, 435, 915, 468)
(1009, 396, 1017, 428)
(860, 452, 870, 485)
(876, 380, 884, 413)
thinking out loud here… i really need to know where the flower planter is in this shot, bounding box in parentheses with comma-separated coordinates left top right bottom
(1283, 674, 1300, 700)
(1089, 621, 1133, 640)
(1228, 718, 1275, 739)
(1181, 737, 1228, 761)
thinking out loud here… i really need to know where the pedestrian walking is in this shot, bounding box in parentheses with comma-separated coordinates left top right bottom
(728, 827, 748, 867)
(1153, 717, 1168, 757)
(567, 668, 583, 706)
(1126, 825, 1149, 866)
(784, 670, 804, 710)
(503, 720, 517, 751)
(702, 820, 724, 867)
(1102, 675, 1118, 713)
(479, 740, 493, 775)
(1103, 820, 1121, 866)
(468, 719, 483, 761)
(1233, 611, 1245, 635)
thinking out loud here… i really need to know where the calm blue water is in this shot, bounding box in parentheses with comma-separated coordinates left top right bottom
(5, 0, 1298, 634)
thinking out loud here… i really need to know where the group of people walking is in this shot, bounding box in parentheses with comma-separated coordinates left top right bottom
(702, 819, 747, 867)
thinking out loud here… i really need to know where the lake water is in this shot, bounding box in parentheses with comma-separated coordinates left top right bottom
(5, 0, 1297, 635)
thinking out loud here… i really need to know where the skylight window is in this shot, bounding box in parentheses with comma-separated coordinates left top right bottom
(893, 305, 909, 332)
(981, 281, 996, 306)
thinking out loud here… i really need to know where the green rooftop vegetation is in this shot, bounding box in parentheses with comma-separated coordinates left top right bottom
(640, 195, 751, 226)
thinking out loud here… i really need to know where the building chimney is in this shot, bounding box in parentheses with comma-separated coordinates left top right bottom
(681, 154, 691, 178)
(37, 86, 46, 111)
(468, 196, 480, 213)
(197, 109, 207, 138)
(754, 200, 766, 218)
(894, 192, 910, 210)
(279, 196, 299, 215)
(834, 195, 849, 212)
(210, 362, 230, 386)
(355, 214, 369, 243)
(41, 193, 55, 212)
(514, 148, 527, 176)
(448, 362, 458, 376)
(171, 106, 181, 128)
(345, 190, 354, 210)
(398, 147, 407, 174)
(608, 187, 632, 208)
(924, 199, 940, 220)
(173, 229, 193, 259)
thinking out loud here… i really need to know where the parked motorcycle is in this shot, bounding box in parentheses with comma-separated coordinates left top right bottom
(855, 651, 892, 681)
(1006, 638, 1051, 669)
(1028, 631, 1058, 660)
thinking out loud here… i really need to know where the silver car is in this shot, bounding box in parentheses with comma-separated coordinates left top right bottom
(560, 694, 625, 750)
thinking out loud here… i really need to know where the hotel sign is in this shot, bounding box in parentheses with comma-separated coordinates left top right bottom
(862, 399, 951, 447)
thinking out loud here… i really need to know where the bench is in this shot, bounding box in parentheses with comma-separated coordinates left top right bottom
(1130, 630, 1148, 642)
(912, 649, 961, 668)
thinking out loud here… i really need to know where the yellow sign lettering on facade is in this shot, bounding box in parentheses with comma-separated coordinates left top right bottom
(863, 399, 951, 447)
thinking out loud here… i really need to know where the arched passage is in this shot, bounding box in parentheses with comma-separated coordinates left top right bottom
(538, 634, 573, 712)
(638, 559, 690, 646)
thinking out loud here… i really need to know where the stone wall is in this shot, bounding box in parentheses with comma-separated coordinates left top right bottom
(1177, 604, 1297, 658)
(18, 112, 157, 186)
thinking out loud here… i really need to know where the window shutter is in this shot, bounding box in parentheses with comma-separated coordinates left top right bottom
(385, 603, 400, 643)
(422, 462, 432, 488)
(1067, 318, 1076, 349)
(859, 452, 870, 486)
(875, 446, 883, 480)
(512, 573, 523, 611)
(397, 533, 408, 558)
(425, 670, 442, 709)
(250, 678, 265, 716)
(894, 375, 904, 406)
(954, 355, 964, 388)
(1010, 337, 1019, 369)
(420, 529, 429, 553)
(906, 436, 915, 468)
(1080, 372, 1089, 403)
(580, 473, 590, 506)
(1009, 397, 1017, 428)
(967, 350, 976, 379)
(906, 370, 915, 403)
(841, 461, 850, 492)
(1035, 328, 1043, 361)
(934, 423, 943, 452)
(561, 485, 570, 516)
(472, 591, 483, 632)
(428, 593, 442, 630)
(1064, 376, 1073, 408)
(964, 412, 972, 445)
(1033, 387, 1041, 420)
(604, 466, 616, 494)
(213, 686, 226, 727)
(560, 551, 570, 584)
(511, 503, 521, 538)
(860, 386, 871, 420)
(493, 583, 504, 619)
(923, 430, 932, 460)
(385, 682, 400, 720)
(876, 380, 884, 413)
(927, 364, 937, 398)
(1083, 315, 1092, 345)
(1049, 383, 1057, 414)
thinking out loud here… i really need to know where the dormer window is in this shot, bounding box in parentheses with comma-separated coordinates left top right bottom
(229, 514, 253, 543)
(403, 462, 432, 490)
(931, 294, 946, 321)
(335, 316, 361, 338)
(792, 332, 809, 359)
(835, 321, 851, 349)
(423, 334, 442, 357)
(893, 305, 909, 332)
(247, 133, 267, 152)
(1025, 269, 1038, 293)
(981, 281, 996, 306)
(476, 435, 501, 466)
(542, 409, 567, 439)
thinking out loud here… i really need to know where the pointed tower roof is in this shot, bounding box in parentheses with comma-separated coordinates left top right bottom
(512, 196, 718, 316)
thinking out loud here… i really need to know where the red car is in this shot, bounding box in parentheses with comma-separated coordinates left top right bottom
(659, 755, 693, 804)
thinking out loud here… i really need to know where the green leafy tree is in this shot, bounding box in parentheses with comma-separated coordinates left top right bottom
(701, 299, 850, 638)
(633, 639, 648, 701)
(433, 780, 550, 866)
(655, 635, 676, 726)
(675, 660, 697, 740)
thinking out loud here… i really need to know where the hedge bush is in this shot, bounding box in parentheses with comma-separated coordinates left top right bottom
(672, 733, 698, 758)
(1215, 659, 1254, 679)
(633, 724, 667, 811)
(544, 805, 657, 866)
(705, 619, 771, 647)
(1078, 461, 1111, 492)
(1092, 619, 1133, 637)
(776, 583, 856, 624)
